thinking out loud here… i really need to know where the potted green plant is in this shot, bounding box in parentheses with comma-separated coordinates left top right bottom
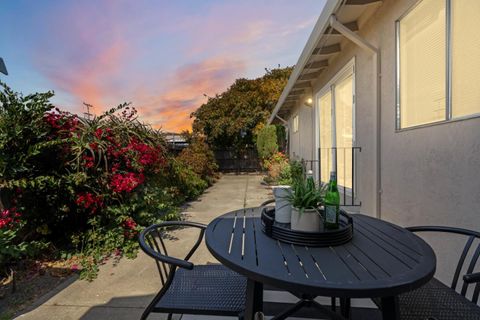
(287, 174, 325, 232)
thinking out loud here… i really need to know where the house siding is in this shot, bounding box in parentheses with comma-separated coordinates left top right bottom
(287, 0, 480, 285)
(288, 102, 314, 162)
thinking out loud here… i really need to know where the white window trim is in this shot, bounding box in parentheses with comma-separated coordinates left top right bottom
(314, 57, 356, 196)
(293, 114, 299, 133)
(395, 0, 480, 131)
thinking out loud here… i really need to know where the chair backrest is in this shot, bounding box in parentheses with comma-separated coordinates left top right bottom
(138, 221, 206, 286)
(260, 199, 275, 207)
(407, 226, 480, 304)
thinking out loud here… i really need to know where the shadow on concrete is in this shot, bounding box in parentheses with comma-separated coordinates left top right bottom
(79, 294, 156, 320)
(11, 273, 79, 318)
(78, 293, 381, 320)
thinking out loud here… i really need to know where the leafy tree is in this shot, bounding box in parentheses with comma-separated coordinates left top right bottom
(191, 66, 293, 150)
(256, 124, 278, 159)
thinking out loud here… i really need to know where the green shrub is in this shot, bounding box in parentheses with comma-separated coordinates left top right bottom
(276, 160, 304, 186)
(170, 160, 208, 200)
(177, 134, 218, 185)
(275, 125, 287, 151)
(0, 82, 211, 279)
(0, 212, 48, 271)
(256, 125, 278, 159)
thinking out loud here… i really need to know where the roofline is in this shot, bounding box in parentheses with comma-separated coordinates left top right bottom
(268, 0, 343, 124)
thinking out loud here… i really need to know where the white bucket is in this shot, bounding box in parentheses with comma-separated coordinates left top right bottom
(272, 185, 292, 223)
(290, 207, 322, 232)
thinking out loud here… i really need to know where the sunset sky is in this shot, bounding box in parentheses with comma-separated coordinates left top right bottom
(1, 0, 326, 132)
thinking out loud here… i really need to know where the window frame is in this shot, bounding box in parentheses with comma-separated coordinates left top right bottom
(293, 114, 299, 133)
(314, 58, 356, 195)
(395, 0, 480, 131)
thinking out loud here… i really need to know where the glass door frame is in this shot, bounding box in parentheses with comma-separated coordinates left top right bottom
(314, 58, 356, 193)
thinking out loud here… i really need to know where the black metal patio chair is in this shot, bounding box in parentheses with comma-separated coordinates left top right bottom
(138, 221, 247, 320)
(382, 226, 480, 320)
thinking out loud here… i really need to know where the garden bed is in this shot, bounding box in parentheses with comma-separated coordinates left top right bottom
(0, 83, 217, 290)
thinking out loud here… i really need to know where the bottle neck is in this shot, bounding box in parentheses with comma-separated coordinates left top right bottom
(329, 172, 337, 190)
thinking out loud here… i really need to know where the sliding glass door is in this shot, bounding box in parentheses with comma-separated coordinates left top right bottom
(317, 64, 354, 189)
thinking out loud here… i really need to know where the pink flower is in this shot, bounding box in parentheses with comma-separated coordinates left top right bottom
(0, 208, 21, 229)
(110, 172, 144, 193)
(94, 128, 103, 139)
(76, 193, 103, 214)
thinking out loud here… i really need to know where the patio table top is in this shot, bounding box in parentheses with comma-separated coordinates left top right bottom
(205, 206, 437, 319)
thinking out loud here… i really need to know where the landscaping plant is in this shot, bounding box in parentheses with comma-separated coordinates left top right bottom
(256, 124, 278, 160)
(0, 82, 215, 280)
(287, 176, 326, 214)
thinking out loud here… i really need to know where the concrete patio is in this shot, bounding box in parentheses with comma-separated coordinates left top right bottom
(15, 174, 381, 320)
(15, 174, 273, 320)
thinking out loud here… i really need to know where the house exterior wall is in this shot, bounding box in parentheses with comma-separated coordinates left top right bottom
(288, 102, 314, 162)
(286, 0, 480, 284)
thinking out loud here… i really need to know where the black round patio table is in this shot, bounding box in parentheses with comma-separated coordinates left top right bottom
(205, 207, 436, 320)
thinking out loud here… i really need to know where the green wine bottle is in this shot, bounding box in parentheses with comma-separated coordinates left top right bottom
(306, 170, 315, 191)
(324, 171, 340, 229)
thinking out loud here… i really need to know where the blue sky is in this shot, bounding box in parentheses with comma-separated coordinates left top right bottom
(1, 0, 326, 131)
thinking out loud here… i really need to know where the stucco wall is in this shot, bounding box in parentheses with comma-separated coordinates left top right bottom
(286, 0, 480, 286)
(288, 102, 314, 162)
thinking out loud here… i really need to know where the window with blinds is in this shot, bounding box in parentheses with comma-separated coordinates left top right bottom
(452, 0, 480, 118)
(317, 65, 354, 189)
(398, 0, 446, 128)
(335, 75, 353, 189)
(396, 0, 480, 129)
(319, 92, 332, 184)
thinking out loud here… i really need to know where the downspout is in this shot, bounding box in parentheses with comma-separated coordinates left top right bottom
(329, 15, 382, 219)
(275, 115, 289, 155)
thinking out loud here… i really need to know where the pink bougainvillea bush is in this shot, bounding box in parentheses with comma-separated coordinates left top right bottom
(0, 83, 214, 279)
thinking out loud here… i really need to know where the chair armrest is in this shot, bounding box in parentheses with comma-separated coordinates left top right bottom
(463, 272, 480, 284)
(144, 248, 195, 270)
(139, 221, 207, 270)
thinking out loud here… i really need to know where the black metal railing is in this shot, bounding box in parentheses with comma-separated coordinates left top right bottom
(301, 147, 362, 207)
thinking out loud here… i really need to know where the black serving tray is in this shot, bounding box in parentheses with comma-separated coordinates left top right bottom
(261, 207, 353, 247)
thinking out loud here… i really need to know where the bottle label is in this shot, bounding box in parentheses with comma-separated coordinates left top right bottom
(325, 205, 337, 223)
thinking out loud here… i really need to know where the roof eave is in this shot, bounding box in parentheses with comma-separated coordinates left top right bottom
(268, 0, 343, 124)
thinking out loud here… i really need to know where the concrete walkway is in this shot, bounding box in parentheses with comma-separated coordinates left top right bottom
(16, 174, 272, 320)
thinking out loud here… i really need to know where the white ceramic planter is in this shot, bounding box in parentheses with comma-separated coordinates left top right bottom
(272, 185, 292, 223)
(290, 207, 322, 232)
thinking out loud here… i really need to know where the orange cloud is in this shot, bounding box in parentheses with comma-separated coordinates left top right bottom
(34, 0, 130, 114)
(135, 57, 246, 132)
(29, 1, 318, 132)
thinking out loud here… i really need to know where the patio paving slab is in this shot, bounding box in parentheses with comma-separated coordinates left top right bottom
(15, 174, 272, 320)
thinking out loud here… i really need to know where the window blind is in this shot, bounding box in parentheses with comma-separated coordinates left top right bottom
(400, 0, 446, 128)
(335, 75, 353, 189)
(319, 92, 332, 184)
(452, 0, 480, 118)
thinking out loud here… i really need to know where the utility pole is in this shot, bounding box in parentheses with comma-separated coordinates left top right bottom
(0, 57, 6, 210)
(83, 103, 94, 120)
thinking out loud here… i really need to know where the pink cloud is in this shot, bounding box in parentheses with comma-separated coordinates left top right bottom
(28, 1, 320, 131)
(135, 57, 246, 132)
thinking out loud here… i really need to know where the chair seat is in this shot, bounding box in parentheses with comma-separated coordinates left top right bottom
(398, 278, 480, 320)
(154, 264, 247, 316)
